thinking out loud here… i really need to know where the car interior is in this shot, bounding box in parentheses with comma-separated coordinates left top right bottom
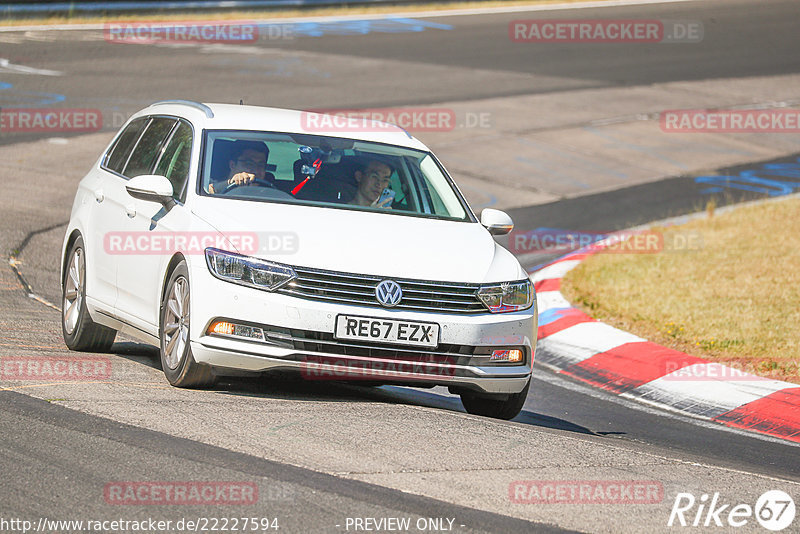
(207, 138, 409, 207)
(199, 133, 472, 222)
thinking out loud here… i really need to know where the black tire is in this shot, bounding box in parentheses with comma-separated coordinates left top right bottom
(159, 261, 214, 388)
(61, 236, 116, 352)
(460, 379, 530, 420)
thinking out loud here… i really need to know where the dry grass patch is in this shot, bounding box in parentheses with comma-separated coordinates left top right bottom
(561, 197, 800, 384)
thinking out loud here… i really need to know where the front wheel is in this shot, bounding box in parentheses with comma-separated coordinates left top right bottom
(460, 379, 530, 420)
(159, 262, 214, 388)
(62, 236, 116, 352)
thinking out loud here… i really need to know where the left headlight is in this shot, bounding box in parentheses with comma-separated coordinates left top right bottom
(477, 280, 534, 313)
(205, 248, 296, 291)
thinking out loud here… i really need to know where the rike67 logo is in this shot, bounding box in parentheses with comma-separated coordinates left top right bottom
(668, 490, 795, 531)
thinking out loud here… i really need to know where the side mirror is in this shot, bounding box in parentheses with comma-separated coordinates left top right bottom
(481, 208, 514, 236)
(126, 175, 175, 208)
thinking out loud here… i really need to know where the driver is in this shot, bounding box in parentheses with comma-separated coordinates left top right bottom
(208, 140, 271, 194)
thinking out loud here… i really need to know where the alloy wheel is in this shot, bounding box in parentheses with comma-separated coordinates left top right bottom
(163, 276, 190, 370)
(63, 247, 83, 335)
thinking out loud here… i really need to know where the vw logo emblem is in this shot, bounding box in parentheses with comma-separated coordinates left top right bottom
(375, 280, 402, 307)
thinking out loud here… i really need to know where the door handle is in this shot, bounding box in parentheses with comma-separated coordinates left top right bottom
(125, 205, 136, 218)
(94, 189, 104, 203)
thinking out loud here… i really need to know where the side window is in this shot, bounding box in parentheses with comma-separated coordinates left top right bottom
(122, 117, 177, 178)
(417, 155, 465, 219)
(104, 118, 148, 174)
(389, 162, 415, 212)
(154, 121, 193, 200)
(427, 181, 447, 214)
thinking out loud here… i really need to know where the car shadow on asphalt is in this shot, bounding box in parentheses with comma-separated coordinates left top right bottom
(108, 340, 436, 403)
(110, 340, 160, 364)
(108, 340, 602, 435)
(514, 410, 604, 436)
(334, 384, 603, 437)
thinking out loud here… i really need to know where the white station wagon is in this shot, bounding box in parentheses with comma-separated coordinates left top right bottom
(61, 101, 537, 419)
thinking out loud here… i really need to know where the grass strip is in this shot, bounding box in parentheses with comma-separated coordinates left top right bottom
(562, 197, 800, 384)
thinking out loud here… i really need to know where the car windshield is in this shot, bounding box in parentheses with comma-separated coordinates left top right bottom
(200, 130, 473, 221)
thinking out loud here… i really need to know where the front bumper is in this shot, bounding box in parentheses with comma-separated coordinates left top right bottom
(191, 341, 531, 394)
(189, 266, 536, 394)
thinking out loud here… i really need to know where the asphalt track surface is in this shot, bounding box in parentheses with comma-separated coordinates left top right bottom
(0, 0, 798, 140)
(0, 390, 557, 533)
(1, 0, 800, 532)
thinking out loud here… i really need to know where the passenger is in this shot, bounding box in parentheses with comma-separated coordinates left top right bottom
(208, 140, 271, 194)
(350, 158, 394, 208)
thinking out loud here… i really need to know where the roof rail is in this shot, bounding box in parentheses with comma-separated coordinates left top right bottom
(151, 100, 214, 118)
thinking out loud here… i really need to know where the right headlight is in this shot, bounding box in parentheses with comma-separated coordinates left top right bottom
(205, 248, 296, 291)
(477, 280, 534, 313)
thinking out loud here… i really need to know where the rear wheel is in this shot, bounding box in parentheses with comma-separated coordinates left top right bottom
(61, 236, 116, 352)
(159, 262, 214, 388)
(460, 379, 530, 420)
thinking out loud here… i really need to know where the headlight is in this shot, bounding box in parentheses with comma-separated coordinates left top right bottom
(205, 248, 296, 291)
(477, 280, 533, 313)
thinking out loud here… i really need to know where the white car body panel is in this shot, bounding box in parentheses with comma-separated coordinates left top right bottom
(191, 197, 526, 283)
(62, 102, 537, 397)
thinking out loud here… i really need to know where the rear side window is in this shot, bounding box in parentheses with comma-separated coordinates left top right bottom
(154, 120, 193, 201)
(123, 117, 177, 178)
(104, 118, 148, 174)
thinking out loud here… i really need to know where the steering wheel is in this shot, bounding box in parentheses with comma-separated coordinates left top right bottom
(222, 178, 276, 193)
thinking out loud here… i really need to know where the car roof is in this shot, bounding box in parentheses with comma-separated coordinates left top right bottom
(137, 101, 431, 152)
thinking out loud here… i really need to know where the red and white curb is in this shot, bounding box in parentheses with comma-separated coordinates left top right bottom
(531, 249, 800, 444)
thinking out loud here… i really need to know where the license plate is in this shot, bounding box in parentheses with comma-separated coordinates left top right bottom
(334, 315, 439, 348)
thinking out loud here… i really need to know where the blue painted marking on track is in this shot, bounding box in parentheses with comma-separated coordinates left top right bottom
(29, 92, 66, 107)
(762, 163, 800, 178)
(277, 18, 452, 37)
(0, 91, 66, 107)
(699, 187, 724, 194)
(696, 158, 800, 197)
(0, 81, 67, 107)
(537, 307, 574, 327)
(3, 0, 423, 15)
(528, 262, 548, 273)
(367, 17, 453, 33)
(50, 15, 452, 38)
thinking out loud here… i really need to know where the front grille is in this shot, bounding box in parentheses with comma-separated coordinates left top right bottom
(277, 265, 487, 314)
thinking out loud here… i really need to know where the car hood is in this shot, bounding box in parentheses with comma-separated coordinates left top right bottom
(191, 197, 525, 283)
